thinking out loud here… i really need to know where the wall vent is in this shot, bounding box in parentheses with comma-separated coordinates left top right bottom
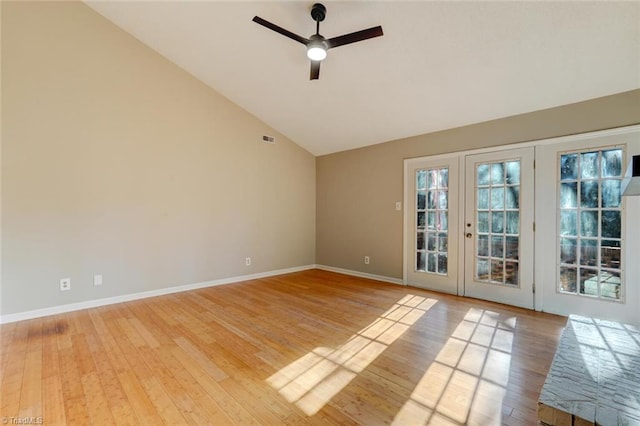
(262, 135, 275, 144)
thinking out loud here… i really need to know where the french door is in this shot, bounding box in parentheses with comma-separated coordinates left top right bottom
(463, 148, 535, 309)
(405, 149, 533, 306)
(405, 157, 460, 294)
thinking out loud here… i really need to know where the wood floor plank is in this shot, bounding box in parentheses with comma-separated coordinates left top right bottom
(18, 348, 42, 418)
(1, 321, 30, 419)
(0, 269, 567, 425)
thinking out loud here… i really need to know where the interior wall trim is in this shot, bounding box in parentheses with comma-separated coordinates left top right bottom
(0, 265, 316, 324)
(315, 264, 404, 286)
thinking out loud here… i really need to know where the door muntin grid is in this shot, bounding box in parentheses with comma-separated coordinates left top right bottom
(416, 168, 448, 275)
(558, 148, 623, 301)
(475, 160, 521, 286)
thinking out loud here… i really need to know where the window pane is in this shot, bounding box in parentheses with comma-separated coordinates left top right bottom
(416, 252, 426, 271)
(437, 211, 448, 231)
(505, 262, 519, 285)
(560, 267, 577, 293)
(427, 253, 437, 272)
(560, 238, 577, 264)
(477, 212, 489, 233)
(560, 182, 578, 208)
(427, 170, 437, 189)
(580, 181, 599, 208)
(580, 211, 598, 237)
(428, 191, 437, 209)
(437, 190, 448, 209)
(477, 188, 489, 210)
(601, 210, 621, 238)
(437, 211, 449, 231)
(477, 259, 489, 281)
(417, 191, 426, 210)
(600, 271, 621, 300)
(491, 236, 504, 258)
(417, 212, 425, 229)
(601, 149, 622, 177)
(427, 211, 436, 230)
(580, 269, 599, 296)
(477, 235, 489, 257)
(477, 164, 490, 186)
(491, 260, 504, 283)
(506, 211, 519, 234)
(416, 232, 425, 250)
(506, 161, 520, 184)
(601, 240, 621, 269)
(491, 163, 504, 185)
(580, 239, 598, 267)
(580, 152, 599, 179)
(417, 171, 427, 190)
(438, 254, 448, 274)
(560, 211, 577, 236)
(491, 187, 504, 210)
(491, 212, 504, 233)
(427, 232, 436, 251)
(505, 185, 520, 209)
(505, 236, 519, 260)
(439, 169, 449, 188)
(438, 233, 448, 252)
(560, 154, 577, 181)
(601, 179, 621, 208)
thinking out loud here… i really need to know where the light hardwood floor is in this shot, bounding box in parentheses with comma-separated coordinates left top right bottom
(0, 269, 566, 425)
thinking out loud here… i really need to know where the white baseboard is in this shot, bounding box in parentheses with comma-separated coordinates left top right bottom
(315, 264, 404, 286)
(0, 265, 316, 324)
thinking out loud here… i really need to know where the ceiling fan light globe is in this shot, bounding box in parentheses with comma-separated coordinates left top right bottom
(307, 46, 327, 61)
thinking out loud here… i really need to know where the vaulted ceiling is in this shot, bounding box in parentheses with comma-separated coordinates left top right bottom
(86, 1, 639, 156)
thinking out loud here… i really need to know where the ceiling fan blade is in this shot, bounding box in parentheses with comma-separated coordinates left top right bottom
(326, 26, 383, 49)
(310, 60, 321, 80)
(252, 16, 310, 45)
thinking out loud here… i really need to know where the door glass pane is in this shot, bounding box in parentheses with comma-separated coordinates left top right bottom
(506, 161, 520, 184)
(560, 182, 577, 208)
(475, 160, 520, 286)
(601, 179, 621, 208)
(560, 267, 577, 293)
(580, 152, 599, 179)
(580, 181, 599, 208)
(560, 238, 577, 264)
(558, 149, 623, 300)
(601, 150, 622, 177)
(416, 167, 449, 276)
(560, 154, 578, 180)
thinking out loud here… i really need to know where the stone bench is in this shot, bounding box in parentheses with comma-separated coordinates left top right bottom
(538, 315, 640, 425)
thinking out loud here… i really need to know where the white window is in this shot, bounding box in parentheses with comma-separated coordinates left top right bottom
(558, 148, 623, 300)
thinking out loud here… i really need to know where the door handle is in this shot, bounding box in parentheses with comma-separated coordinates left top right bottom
(466, 233, 473, 238)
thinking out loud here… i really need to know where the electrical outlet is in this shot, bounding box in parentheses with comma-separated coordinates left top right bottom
(364, 256, 370, 265)
(245, 257, 251, 266)
(395, 201, 402, 211)
(94, 275, 103, 286)
(60, 278, 71, 291)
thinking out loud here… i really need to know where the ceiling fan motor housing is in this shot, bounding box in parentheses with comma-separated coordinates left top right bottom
(311, 3, 326, 22)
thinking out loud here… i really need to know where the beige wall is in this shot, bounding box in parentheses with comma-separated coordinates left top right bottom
(317, 89, 640, 278)
(1, 1, 316, 315)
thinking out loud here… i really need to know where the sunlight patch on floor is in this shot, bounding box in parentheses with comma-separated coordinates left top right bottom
(392, 308, 516, 426)
(267, 294, 438, 415)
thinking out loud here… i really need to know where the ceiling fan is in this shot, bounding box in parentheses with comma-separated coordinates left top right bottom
(252, 3, 383, 80)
